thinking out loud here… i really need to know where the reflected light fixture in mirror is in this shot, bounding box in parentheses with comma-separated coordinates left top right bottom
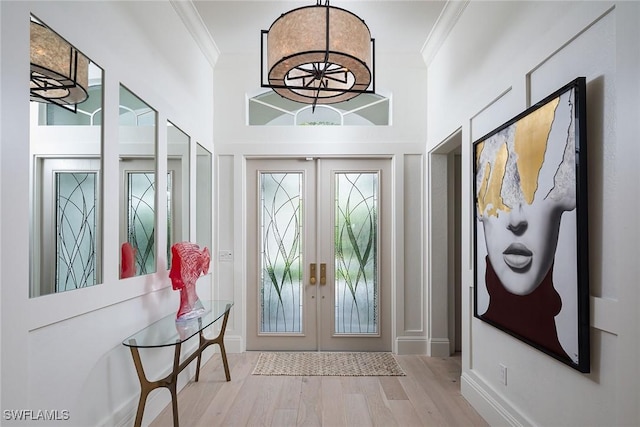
(30, 16, 104, 298)
(261, 0, 375, 108)
(30, 16, 89, 110)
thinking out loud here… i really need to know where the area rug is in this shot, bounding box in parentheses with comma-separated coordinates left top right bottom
(252, 352, 406, 376)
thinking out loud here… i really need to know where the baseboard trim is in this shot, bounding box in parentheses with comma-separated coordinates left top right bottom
(427, 337, 451, 357)
(395, 337, 427, 354)
(223, 334, 243, 354)
(461, 371, 529, 427)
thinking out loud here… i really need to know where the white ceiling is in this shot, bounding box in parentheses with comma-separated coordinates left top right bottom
(191, 1, 447, 56)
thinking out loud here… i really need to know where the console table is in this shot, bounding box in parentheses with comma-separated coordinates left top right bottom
(122, 300, 233, 427)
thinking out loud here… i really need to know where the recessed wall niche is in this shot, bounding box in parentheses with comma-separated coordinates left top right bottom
(30, 15, 104, 297)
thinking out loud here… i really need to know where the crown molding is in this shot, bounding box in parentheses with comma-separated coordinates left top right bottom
(421, 0, 469, 67)
(171, 0, 220, 68)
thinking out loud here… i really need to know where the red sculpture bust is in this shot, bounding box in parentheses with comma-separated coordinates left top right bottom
(169, 242, 210, 321)
(120, 242, 137, 279)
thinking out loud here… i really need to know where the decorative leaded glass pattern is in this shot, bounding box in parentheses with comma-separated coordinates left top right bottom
(127, 172, 156, 275)
(248, 91, 390, 126)
(259, 173, 303, 333)
(55, 172, 97, 292)
(335, 173, 379, 334)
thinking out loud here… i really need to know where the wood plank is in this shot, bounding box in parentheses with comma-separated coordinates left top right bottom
(397, 374, 449, 426)
(149, 351, 243, 427)
(296, 376, 322, 427)
(195, 352, 257, 426)
(320, 377, 347, 426)
(339, 375, 363, 394)
(359, 376, 397, 426)
(344, 393, 373, 427)
(245, 375, 287, 425)
(379, 376, 409, 401)
(271, 409, 298, 427)
(397, 354, 488, 427)
(387, 400, 425, 427)
(276, 376, 303, 410)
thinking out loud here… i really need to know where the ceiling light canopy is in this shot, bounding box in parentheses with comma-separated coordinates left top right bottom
(261, 0, 375, 107)
(30, 19, 89, 108)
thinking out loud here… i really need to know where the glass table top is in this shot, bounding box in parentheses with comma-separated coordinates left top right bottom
(122, 300, 233, 348)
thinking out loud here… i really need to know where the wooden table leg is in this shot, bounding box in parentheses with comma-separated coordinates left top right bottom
(129, 341, 183, 427)
(195, 303, 232, 382)
(169, 343, 182, 427)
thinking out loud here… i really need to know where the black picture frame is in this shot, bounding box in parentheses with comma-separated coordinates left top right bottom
(473, 77, 590, 373)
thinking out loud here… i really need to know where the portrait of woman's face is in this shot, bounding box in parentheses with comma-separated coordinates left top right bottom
(480, 198, 567, 295)
(476, 89, 577, 295)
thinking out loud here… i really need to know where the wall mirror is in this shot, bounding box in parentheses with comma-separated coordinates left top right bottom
(167, 121, 190, 268)
(30, 15, 104, 297)
(119, 85, 157, 279)
(195, 144, 212, 251)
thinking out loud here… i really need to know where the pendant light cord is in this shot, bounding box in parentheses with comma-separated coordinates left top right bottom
(312, 0, 331, 111)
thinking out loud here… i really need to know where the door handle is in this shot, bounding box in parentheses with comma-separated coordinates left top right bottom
(310, 263, 317, 285)
(320, 263, 326, 285)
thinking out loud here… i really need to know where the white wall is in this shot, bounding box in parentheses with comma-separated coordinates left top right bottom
(427, 1, 639, 425)
(1, 1, 214, 426)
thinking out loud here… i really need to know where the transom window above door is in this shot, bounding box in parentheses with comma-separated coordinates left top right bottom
(247, 90, 390, 126)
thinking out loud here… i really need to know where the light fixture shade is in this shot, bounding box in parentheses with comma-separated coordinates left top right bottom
(264, 4, 374, 104)
(30, 21, 89, 106)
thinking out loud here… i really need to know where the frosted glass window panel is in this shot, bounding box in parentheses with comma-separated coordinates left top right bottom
(248, 91, 390, 126)
(334, 172, 379, 334)
(127, 172, 156, 275)
(259, 173, 303, 333)
(55, 172, 97, 292)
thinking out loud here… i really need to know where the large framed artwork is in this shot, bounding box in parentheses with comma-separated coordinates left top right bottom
(473, 77, 590, 373)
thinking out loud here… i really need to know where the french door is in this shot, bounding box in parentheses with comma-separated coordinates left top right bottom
(246, 158, 391, 351)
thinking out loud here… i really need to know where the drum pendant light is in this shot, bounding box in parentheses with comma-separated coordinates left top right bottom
(261, 0, 375, 108)
(30, 18, 89, 109)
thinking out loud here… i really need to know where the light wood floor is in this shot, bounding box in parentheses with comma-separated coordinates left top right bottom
(149, 352, 488, 427)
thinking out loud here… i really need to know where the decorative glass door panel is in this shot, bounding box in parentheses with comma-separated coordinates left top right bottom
(247, 158, 390, 351)
(127, 172, 156, 275)
(36, 158, 102, 297)
(335, 172, 379, 335)
(56, 172, 98, 292)
(259, 173, 303, 333)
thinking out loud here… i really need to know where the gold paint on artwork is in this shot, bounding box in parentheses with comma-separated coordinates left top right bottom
(476, 141, 484, 169)
(513, 97, 559, 204)
(477, 142, 509, 217)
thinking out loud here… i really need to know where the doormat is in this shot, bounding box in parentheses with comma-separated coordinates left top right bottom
(252, 352, 406, 376)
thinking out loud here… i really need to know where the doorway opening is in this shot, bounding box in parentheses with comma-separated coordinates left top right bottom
(428, 130, 462, 356)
